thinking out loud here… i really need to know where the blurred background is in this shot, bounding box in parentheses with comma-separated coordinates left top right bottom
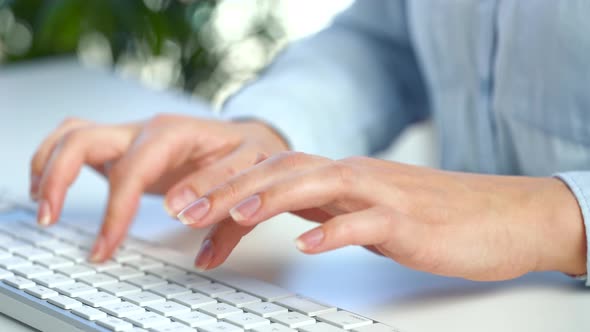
(0, 0, 352, 107)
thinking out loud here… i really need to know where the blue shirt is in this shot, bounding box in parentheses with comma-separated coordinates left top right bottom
(222, 0, 590, 283)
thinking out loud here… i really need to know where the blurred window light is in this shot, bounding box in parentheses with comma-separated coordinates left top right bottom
(275, 0, 353, 41)
(3, 19, 32, 55)
(77, 32, 113, 68)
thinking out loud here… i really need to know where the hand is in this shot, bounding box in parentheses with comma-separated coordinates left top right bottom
(30, 114, 288, 261)
(177, 152, 587, 281)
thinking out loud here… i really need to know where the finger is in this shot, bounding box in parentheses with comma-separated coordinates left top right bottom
(224, 162, 375, 227)
(177, 152, 329, 226)
(36, 125, 136, 226)
(295, 206, 420, 256)
(92, 127, 206, 262)
(30, 117, 92, 198)
(164, 146, 265, 217)
(194, 219, 255, 271)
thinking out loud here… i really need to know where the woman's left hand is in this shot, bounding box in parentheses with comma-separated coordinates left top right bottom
(177, 152, 586, 281)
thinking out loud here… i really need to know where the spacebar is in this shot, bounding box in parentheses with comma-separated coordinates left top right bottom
(203, 270, 293, 301)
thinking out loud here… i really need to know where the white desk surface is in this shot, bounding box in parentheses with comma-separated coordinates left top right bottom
(1, 59, 588, 332)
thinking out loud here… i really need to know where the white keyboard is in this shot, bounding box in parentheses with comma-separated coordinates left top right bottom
(0, 212, 402, 332)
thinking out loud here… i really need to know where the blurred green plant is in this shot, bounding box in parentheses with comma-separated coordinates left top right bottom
(0, 0, 285, 100)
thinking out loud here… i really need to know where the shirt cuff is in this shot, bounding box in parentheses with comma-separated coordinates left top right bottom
(555, 172, 590, 286)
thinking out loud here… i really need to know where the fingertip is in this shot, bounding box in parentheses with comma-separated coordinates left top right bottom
(37, 199, 52, 227)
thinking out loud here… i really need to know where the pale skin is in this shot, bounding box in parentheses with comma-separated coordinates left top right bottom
(30, 114, 587, 281)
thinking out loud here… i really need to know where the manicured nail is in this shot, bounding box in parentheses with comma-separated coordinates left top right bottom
(177, 197, 210, 225)
(37, 199, 52, 227)
(296, 227, 325, 251)
(165, 188, 198, 216)
(89, 235, 107, 263)
(195, 239, 214, 271)
(30, 175, 40, 201)
(230, 195, 261, 222)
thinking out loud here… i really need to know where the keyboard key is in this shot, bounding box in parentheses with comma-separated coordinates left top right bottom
(243, 302, 288, 318)
(124, 257, 163, 271)
(33, 256, 74, 269)
(56, 264, 95, 278)
(126, 274, 167, 289)
(101, 301, 145, 318)
(0, 248, 12, 259)
(274, 296, 336, 316)
(77, 273, 118, 287)
(299, 323, 347, 332)
(0, 239, 31, 253)
(72, 305, 108, 321)
(38, 240, 79, 254)
(171, 292, 216, 309)
(150, 283, 191, 299)
(199, 302, 242, 319)
(252, 323, 297, 332)
(122, 291, 165, 306)
(25, 285, 59, 299)
(113, 250, 142, 263)
(199, 321, 243, 332)
(146, 301, 190, 317)
(33, 274, 75, 288)
(193, 283, 235, 297)
(12, 265, 52, 278)
(47, 295, 83, 310)
(84, 260, 121, 272)
(55, 282, 97, 297)
(171, 310, 216, 328)
(125, 311, 171, 329)
(217, 292, 261, 307)
(223, 312, 270, 329)
(270, 312, 316, 328)
(60, 248, 91, 263)
(151, 322, 197, 332)
(146, 265, 186, 279)
(100, 282, 141, 297)
(0, 256, 32, 269)
(78, 291, 121, 307)
(167, 273, 210, 287)
(105, 266, 144, 280)
(316, 311, 372, 329)
(351, 323, 402, 332)
(0, 267, 14, 279)
(204, 272, 293, 301)
(3, 276, 35, 289)
(13, 246, 53, 260)
(96, 316, 134, 331)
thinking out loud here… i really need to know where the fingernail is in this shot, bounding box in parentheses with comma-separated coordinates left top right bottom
(195, 239, 214, 271)
(230, 195, 261, 222)
(37, 199, 52, 227)
(296, 227, 325, 251)
(177, 197, 210, 225)
(89, 235, 107, 263)
(30, 175, 40, 200)
(165, 188, 199, 216)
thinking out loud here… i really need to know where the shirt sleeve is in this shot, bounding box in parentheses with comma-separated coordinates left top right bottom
(221, 0, 429, 159)
(555, 172, 590, 285)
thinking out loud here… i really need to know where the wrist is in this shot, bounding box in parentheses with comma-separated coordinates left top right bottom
(535, 178, 587, 275)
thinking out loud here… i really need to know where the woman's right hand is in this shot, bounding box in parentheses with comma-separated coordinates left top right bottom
(30, 114, 289, 262)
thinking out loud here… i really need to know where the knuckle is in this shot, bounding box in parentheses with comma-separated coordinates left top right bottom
(59, 117, 84, 128)
(330, 161, 358, 188)
(275, 151, 309, 168)
(107, 164, 127, 185)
